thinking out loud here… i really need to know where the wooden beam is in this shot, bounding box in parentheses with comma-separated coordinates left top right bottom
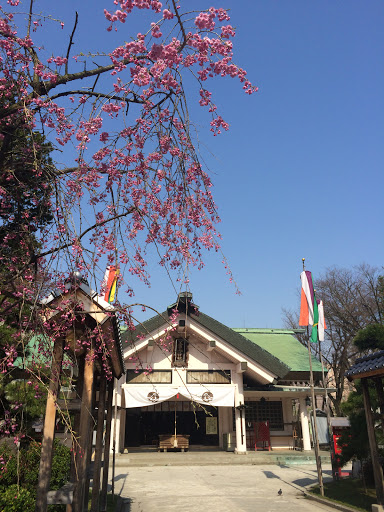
(83, 376, 97, 511)
(69, 357, 84, 488)
(350, 368, 384, 380)
(72, 350, 95, 512)
(35, 338, 64, 512)
(361, 378, 384, 505)
(206, 340, 216, 352)
(147, 339, 155, 351)
(236, 361, 247, 373)
(90, 373, 107, 511)
(57, 399, 82, 411)
(111, 384, 118, 498)
(100, 379, 114, 512)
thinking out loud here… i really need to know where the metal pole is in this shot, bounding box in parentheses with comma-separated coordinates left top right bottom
(307, 330, 324, 496)
(302, 259, 324, 496)
(318, 336, 337, 481)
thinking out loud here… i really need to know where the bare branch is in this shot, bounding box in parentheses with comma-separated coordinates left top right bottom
(65, 11, 78, 75)
(48, 90, 144, 104)
(34, 207, 138, 261)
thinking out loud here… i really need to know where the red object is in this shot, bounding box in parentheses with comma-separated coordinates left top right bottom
(255, 421, 271, 451)
(333, 434, 342, 455)
(332, 427, 351, 477)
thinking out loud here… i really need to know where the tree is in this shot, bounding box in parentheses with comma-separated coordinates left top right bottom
(0, 118, 55, 438)
(354, 324, 384, 352)
(337, 380, 384, 483)
(0, 0, 257, 439)
(284, 264, 384, 415)
(0, 117, 54, 323)
(353, 275, 384, 351)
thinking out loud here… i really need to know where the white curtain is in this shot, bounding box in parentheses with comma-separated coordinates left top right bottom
(123, 385, 235, 408)
(123, 386, 178, 408)
(178, 385, 235, 407)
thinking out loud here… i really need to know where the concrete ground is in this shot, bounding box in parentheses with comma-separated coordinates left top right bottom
(109, 451, 341, 512)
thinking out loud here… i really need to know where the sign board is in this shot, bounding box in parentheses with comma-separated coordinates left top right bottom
(206, 417, 217, 435)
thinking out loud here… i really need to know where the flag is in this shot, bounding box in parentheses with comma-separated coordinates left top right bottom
(317, 299, 327, 342)
(310, 292, 319, 343)
(299, 269, 324, 343)
(101, 265, 119, 303)
(299, 271, 315, 326)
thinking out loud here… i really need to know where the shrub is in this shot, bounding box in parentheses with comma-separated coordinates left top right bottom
(0, 443, 18, 487)
(0, 438, 71, 510)
(22, 440, 41, 488)
(49, 440, 71, 490)
(0, 484, 35, 512)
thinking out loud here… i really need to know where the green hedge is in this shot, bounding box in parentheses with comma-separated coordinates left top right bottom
(0, 439, 71, 512)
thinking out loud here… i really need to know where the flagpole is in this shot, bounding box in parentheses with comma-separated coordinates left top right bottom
(316, 300, 338, 481)
(302, 258, 324, 497)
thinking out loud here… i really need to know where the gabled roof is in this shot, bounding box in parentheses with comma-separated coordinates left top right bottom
(195, 313, 290, 378)
(122, 309, 290, 379)
(346, 350, 384, 380)
(233, 328, 323, 374)
(41, 272, 125, 378)
(124, 310, 171, 343)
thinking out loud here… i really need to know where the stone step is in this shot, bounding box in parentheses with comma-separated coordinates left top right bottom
(111, 450, 331, 467)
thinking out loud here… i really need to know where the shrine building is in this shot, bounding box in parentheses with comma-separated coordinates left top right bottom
(112, 292, 325, 453)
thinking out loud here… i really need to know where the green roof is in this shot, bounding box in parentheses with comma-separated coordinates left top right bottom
(195, 313, 290, 378)
(122, 312, 290, 379)
(232, 328, 323, 374)
(13, 335, 71, 370)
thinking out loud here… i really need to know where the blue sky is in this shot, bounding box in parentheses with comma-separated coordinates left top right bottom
(33, 1, 384, 327)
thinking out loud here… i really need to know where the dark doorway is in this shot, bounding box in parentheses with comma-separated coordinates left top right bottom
(124, 403, 219, 447)
(125, 408, 141, 447)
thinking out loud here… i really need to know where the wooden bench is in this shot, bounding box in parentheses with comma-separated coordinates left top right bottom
(158, 434, 190, 452)
(46, 482, 74, 506)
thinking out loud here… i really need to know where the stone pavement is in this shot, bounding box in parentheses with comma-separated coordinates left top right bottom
(109, 451, 341, 512)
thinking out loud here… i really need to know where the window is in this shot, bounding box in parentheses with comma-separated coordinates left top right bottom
(232, 401, 284, 431)
(245, 400, 284, 431)
(186, 370, 231, 384)
(172, 338, 188, 367)
(126, 370, 172, 384)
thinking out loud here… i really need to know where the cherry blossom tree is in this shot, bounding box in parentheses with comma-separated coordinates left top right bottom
(0, 0, 257, 441)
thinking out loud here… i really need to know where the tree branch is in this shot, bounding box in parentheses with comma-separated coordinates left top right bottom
(171, 0, 188, 50)
(33, 207, 138, 261)
(65, 11, 78, 75)
(48, 89, 144, 104)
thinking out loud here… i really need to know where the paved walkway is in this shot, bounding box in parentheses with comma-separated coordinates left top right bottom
(110, 452, 340, 512)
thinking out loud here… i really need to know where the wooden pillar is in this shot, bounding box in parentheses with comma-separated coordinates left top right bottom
(233, 371, 246, 454)
(72, 350, 95, 512)
(374, 378, 384, 433)
(361, 378, 384, 505)
(111, 385, 118, 497)
(70, 357, 85, 485)
(299, 397, 311, 451)
(100, 379, 114, 512)
(35, 338, 64, 512)
(83, 377, 97, 511)
(90, 373, 107, 511)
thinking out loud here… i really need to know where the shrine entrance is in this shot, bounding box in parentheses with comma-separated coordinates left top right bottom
(124, 402, 219, 448)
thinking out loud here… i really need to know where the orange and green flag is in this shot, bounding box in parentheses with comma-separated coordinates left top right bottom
(102, 265, 119, 303)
